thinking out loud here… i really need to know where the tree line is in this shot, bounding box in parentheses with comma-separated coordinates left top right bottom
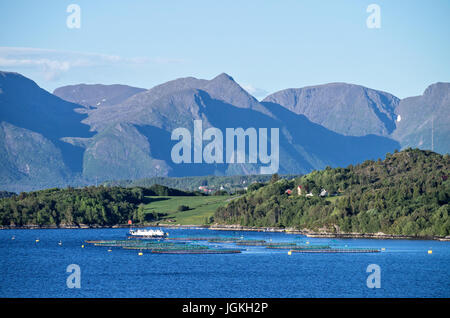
(105, 174, 299, 192)
(0, 184, 199, 227)
(214, 149, 450, 237)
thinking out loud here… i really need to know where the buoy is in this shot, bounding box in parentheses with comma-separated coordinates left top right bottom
(381, 248, 386, 251)
(108, 249, 112, 252)
(81, 245, 84, 248)
(138, 252, 143, 256)
(288, 250, 292, 256)
(428, 250, 432, 254)
(306, 241, 309, 244)
(11, 236, 15, 240)
(35, 239, 39, 243)
(58, 241, 62, 246)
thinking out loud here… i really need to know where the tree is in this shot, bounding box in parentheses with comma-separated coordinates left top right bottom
(177, 205, 190, 212)
(270, 173, 279, 184)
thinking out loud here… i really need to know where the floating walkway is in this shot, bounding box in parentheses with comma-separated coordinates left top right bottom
(151, 249, 242, 254)
(236, 241, 268, 246)
(123, 244, 209, 251)
(168, 237, 240, 242)
(266, 243, 327, 249)
(290, 248, 380, 253)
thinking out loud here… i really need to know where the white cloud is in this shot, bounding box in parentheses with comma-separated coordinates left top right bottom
(0, 47, 185, 81)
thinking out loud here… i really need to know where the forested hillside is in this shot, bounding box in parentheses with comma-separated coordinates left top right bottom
(0, 184, 199, 227)
(214, 149, 450, 237)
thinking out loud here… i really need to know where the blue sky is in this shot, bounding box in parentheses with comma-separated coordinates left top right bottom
(0, 0, 449, 98)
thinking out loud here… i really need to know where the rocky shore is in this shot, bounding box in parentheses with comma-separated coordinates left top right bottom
(206, 224, 450, 241)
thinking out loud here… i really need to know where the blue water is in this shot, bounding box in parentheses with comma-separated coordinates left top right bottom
(0, 228, 449, 298)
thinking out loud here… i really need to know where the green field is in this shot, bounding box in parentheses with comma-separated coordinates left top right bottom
(324, 195, 341, 203)
(143, 195, 235, 225)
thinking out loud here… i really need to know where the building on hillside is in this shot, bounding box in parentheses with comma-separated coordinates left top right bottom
(297, 185, 303, 196)
(306, 192, 314, 197)
(285, 189, 292, 195)
(319, 189, 328, 197)
(198, 186, 213, 194)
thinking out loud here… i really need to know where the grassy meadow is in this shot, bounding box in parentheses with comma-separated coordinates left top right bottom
(142, 195, 235, 225)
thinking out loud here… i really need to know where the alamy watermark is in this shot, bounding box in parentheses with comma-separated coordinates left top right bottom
(171, 120, 279, 174)
(66, 264, 81, 289)
(366, 264, 381, 288)
(66, 4, 81, 29)
(366, 4, 381, 29)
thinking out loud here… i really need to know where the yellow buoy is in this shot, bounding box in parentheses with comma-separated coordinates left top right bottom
(288, 250, 292, 256)
(81, 245, 84, 248)
(35, 239, 39, 243)
(108, 249, 112, 252)
(306, 241, 309, 244)
(138, 252, 143, 256)
(428, 250, 432, 254)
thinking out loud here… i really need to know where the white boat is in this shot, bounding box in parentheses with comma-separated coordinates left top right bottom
(128, 228, 167, 238)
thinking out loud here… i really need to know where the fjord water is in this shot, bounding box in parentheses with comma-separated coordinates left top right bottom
(0, 228, 449, 298)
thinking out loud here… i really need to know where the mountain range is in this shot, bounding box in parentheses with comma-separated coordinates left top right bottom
(1, 70, 448, 192)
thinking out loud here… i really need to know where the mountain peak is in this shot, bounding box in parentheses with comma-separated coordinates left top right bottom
(211, 72, 235, 82)
(392, 82, 449, 154)
(53, 83, 146, 108)
(201, 73, 269, 112)
(0, 70, 24, 78)
(423, 82, 450, 97)
(263, 82, 399, 137)
(0, 70, 41, 92)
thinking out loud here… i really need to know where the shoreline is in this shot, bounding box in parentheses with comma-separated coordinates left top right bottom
(1, 223, 449, 241)
(206, 224, 450, 241)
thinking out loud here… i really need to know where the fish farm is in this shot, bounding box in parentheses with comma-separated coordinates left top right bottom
(85, 239, 242, 254)
(84, 231, 382, 255)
